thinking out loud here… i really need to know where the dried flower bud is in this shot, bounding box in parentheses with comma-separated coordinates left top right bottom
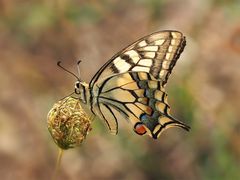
(47, 97, 92, 149)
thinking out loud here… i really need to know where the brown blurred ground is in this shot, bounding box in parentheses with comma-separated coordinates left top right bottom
(0, 0, 240, 179)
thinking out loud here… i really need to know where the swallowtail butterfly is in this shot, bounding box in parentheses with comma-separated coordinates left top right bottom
(59, 30, 190, 139)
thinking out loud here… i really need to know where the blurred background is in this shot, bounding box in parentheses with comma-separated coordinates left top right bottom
(0, 0, 240, 179)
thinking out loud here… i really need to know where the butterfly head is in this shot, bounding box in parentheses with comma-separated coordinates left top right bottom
(74, 81, 88, 103)
(74, 81, 82, 94)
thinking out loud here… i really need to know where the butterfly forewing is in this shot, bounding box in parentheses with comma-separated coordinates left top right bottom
(90, 31, 186, 89)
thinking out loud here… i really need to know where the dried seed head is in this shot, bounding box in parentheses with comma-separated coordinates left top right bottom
(47, 97, 92, 149)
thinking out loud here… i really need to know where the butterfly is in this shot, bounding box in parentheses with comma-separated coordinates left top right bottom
(58, 30, 190, 139)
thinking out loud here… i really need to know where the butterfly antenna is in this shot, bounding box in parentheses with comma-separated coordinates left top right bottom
(57, 61, 80, 81)
(77, 60, 82, 80)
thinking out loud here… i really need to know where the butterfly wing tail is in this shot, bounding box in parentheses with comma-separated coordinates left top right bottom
(152, 115, 190, 139)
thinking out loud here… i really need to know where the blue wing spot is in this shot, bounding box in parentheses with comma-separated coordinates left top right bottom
(140, 113, 148, 122)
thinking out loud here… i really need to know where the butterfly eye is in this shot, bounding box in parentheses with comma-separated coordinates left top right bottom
(75, 82, 81, 94)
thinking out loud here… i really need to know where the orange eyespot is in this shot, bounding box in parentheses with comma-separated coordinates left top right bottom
(134, 123, 147, 135)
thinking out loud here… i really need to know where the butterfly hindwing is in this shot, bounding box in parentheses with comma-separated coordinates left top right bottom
(92, 72, 189, 138)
